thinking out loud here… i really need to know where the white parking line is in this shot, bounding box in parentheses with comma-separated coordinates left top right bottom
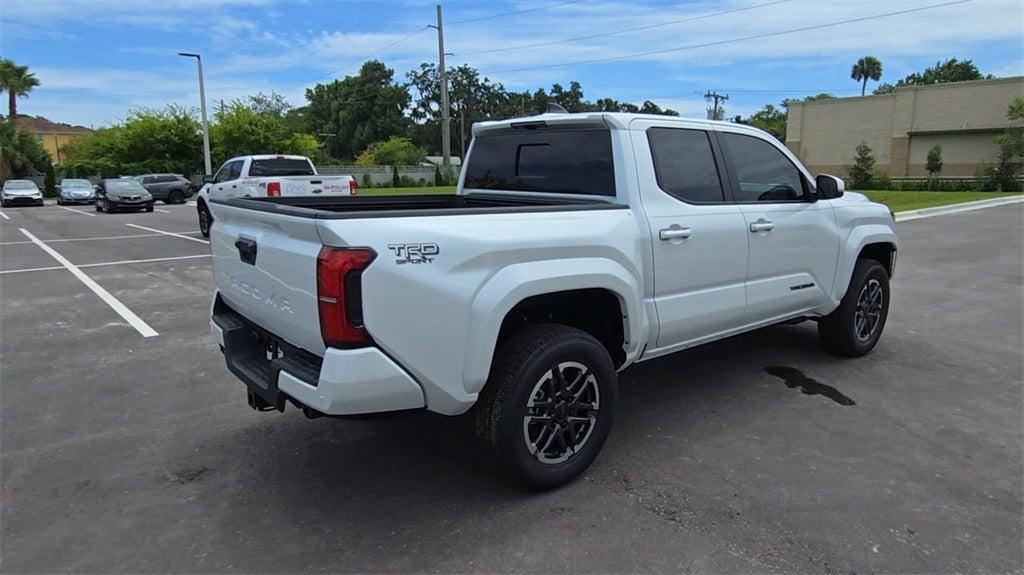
(18, 228, 159, 338)
(125, 223, 209, 244)
(0, 230, 203, 246)
(0, 253, 211, 275)
(58, 206, 96, 217)
(154, 208, 170, 213)
(0, 211, 9, 220)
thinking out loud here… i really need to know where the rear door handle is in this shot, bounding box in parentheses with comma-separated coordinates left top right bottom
(659, 227, 693, 240)
(749, 219, 774, 233)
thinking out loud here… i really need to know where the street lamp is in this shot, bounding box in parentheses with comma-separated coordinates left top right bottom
(178, 52, 212, 176)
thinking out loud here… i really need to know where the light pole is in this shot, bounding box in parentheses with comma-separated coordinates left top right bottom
(179, 52, 212, 176)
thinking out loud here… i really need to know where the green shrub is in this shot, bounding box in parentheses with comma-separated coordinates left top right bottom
(846, 142, 875, 189)
(392, 166, 401, 187)
(434, 164, 443, 186)
(43, 163, 57, 197)
(362, 173, 372, 188)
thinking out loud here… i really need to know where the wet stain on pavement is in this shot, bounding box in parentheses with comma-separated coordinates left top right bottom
(765, 365, 856, 406)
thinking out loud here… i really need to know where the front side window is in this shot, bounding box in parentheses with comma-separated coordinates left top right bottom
(227, 160, 244, 181)
(213, 163, 231, 184)
(464, 128, 616, 196)
(722, 132, 806, 202)
(647, 128, 724, 203)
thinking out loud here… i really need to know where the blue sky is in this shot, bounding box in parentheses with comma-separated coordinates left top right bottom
(2, 0, 1022, 128)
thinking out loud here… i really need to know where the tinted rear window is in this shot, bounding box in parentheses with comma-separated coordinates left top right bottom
(249, 159, 314, 177)
(464, 129, 615, 196)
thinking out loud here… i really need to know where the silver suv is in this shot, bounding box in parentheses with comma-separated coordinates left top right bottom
(134, 174, 194, 204)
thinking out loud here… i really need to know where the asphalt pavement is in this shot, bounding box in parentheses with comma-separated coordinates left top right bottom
(0, 200, 1021, 573)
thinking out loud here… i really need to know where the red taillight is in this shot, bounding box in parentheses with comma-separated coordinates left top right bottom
(349, 178, 358, 195)
(317, 247, 375, 347)
(267, 181, 281, 197)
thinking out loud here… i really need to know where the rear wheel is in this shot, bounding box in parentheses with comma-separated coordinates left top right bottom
(198, 202, 211, 237)
(167, 190, 184, 204)
(474, 323, 617, 490)
(819, 259, 890, 357)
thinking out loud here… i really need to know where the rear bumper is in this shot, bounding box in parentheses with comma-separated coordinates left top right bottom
(210, 294, 425, 416)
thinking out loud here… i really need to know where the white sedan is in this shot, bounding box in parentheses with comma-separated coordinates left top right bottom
(1, 179, 44, 207)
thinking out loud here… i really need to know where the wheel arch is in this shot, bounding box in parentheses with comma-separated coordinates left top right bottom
(833, 225, 897, 301)
(461, 258, 646, 399)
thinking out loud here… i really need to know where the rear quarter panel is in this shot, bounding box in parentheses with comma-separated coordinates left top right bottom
(317, 208, 646, 415)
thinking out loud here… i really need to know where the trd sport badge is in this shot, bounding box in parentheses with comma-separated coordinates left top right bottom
(388, 243, 439, 264)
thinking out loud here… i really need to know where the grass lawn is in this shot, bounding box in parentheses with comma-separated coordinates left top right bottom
(860, 191, 1022, 212)
(357, 186, 456, 196)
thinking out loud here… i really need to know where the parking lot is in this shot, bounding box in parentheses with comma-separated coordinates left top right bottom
(1, 201, 1021, 572)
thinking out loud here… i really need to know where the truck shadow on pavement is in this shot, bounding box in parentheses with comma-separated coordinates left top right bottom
(208, 322, 838, 506)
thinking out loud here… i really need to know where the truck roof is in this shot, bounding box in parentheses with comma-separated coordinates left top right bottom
(472, 111, 756, 136)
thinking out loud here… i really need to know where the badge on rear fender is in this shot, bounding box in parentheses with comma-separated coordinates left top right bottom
(388, 243, 439, 265)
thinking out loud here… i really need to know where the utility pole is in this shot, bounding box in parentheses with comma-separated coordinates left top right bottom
(430, 5, 451, 169)
(704, 90, 729, 121)
(459, 110, 466, 159)
(179, 52, 212, 176)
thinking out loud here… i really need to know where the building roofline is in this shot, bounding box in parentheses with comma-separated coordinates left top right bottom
(789, 75, 1024, 107)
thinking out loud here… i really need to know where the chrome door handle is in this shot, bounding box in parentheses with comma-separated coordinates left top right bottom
(659, 227, 693, 240)
(749, 219, 774, 233)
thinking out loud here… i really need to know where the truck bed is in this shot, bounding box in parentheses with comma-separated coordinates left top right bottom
(211, 193, 625, 220)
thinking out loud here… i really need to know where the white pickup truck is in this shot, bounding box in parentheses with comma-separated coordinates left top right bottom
(208, 111, 897, 489)
(195, 154, 356, 237)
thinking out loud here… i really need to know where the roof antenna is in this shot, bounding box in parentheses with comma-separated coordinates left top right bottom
(546, 103, 569, 114)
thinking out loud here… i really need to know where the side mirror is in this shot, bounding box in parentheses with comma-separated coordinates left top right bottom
(202, 174, 214, 184)
(815, 174, 845, 199)
(55, 185, 62, 192)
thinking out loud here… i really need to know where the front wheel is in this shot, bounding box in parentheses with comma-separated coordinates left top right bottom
(819, 259, 890, 357)
(198, 203, 211, 238)
(474, 323, 617, 490)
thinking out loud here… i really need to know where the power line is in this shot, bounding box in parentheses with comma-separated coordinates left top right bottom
(447, 0, 587, 26)
(481, 0, 975, 75)
(455, 0, 793, 57)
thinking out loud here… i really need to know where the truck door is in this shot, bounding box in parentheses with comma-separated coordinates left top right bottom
(717, 131, 839, 324)
(633, 123, 749, 350)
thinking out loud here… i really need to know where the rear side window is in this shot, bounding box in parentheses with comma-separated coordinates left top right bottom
(249, 158, 315, 177)
(464, 129, 615, 196)
(647, 128, 725, 203)
(721, 132, 806, 202)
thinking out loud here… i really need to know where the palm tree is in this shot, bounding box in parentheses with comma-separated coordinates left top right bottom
(0, 59, 40, 123)
(851, 56, 883, 96)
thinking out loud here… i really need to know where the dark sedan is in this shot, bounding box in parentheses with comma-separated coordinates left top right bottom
(95, 179, 154, 213)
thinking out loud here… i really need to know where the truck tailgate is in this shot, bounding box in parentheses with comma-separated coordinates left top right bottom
(210, 202, 326, 355)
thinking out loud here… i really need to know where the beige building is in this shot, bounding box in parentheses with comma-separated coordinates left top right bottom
(17, 116, 92, 166)
(785, 76, 1024, 177)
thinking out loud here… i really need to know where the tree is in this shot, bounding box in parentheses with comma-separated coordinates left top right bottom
(0, 59, 40, 121)
(926, 145, 943, 177)
(305, 60, 411, 160)
(874, 58, 993, 94)
(985, 97, 1024, 191)
(355, 136, 424, 166)
(0, 121, 51, 180)
(851, 56, 883, 96)
(846, 142, 876, 189)
(745, 104, 787, 141)
(247, 91, 291, 118)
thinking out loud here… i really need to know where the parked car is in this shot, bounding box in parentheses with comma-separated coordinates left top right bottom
(207, 110, 898, 490)
(56, 178, 96, 205)
(134, 173, 194, 204)
(95, 178, 154, 213)
(195, 154, 357, 237)
(1, 179, 44, 207)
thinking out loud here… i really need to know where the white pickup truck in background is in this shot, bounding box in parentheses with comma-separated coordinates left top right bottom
(208, 111, 897, 489)
(195, 154, 356, 237)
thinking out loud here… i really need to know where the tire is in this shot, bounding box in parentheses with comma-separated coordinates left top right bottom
(104, 200, 115, 213)
(57, 198, 63, 205)
(145, 204, 154, 213)
(473, 323, 617, 490)
(166, 190, 185, 204)
(198, 202, 211, 238)
(819, 259, 890, 357)
(95, 200, 103, 212)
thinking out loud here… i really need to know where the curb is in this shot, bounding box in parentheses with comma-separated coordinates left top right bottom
(895, 195, 1024, 222)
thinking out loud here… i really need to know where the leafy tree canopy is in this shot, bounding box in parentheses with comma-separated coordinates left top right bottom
(874, 58, 993, 94)
(355, 136, 425, 166)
